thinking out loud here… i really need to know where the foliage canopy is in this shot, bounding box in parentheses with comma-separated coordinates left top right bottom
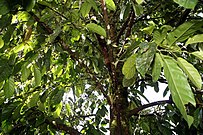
(0, 0, 203, 134)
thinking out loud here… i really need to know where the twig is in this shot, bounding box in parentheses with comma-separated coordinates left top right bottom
(45, 119, 81, 135)
(127, 100, 172, 117)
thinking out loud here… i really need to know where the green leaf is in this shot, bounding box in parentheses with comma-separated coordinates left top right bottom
(153, 25, 173, 45)
(193, 108, 202, 128)
(177, 57, 202, 89)
(133, 3, 143, 16)
(22, 0, 36, 11)
(50, 89, 64, 105)
(0, 58, 11, 82)
(186, 34, 203, 45)
(34, 65, 41, 87)
(122, 76, 136, 87)
(4, 76, 15, 98)
(28, 91, 40, 108)
(80, 2, 92, 17)
(87, 0, 98, 11)
(163, 56, 196, 127)
(173, 0, 198, 9)
(86, 23, 106, 37)
(106, 0, 116, 11)
(0, 36, 4, 49)
(152, 53, 163, 82)
(2, 101, 20, 121)
(191, 51, 203, 60)
(136, 42, 156, 77)
(142, 21, 155, 35)
(53, 102, 63, 118)
(13, 43, 25, 53)
(21, 65, 31, 82)
(165, 21, 202, 46)
(0, 0, 10, 15)
(122, 54, 136, 79)
(136, 0, 144, 4)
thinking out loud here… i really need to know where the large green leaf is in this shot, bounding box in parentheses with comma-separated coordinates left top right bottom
(122, 54, 136, 79)
(186, 34, 203, 45)
(86, 23, 106, 37)
(136, 42, 156, 77)
(106, 0, 116, 11)
(165, 21, 202, 46)
(163, 56, 196, 127)
(173, 0, 198, 9)
(152, 53, 163, 82)
(80, 1, 92, 17)
(177, 57, 202, 89)
(191, 51, 203, 60)
(4, 76, 15, 98)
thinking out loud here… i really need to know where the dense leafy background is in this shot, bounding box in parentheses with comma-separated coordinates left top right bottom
(0, 0, 203, 134)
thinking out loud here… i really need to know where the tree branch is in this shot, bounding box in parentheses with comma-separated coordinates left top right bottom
(116, 10, 133, 44)
(45, 119, 81, 135)
(100, 0, 110, 37)
(127, 100, 172, 117)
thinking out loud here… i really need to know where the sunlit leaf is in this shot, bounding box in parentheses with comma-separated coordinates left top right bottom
(53, 102, 63, 118)
(186, 34, 203, 45)
(177, 57, 202, 89)
(4, 76, 14, 98)
(34, 65, 41, 87)
(133, 4, 143, 16)
(122, 54, 136, 79)
(142, 21, 155, 35)
(106, 0, 116, 11)
(86, 23, 106, 37)
(173, 0, 198, 9)
(136, 0, 144, 4)
(166, 21, 202, 46)
(163, 56, 196, 127)
(13, 43, 25, 53)
(0, 36, 4, 49)
(191, 51, 203, 60)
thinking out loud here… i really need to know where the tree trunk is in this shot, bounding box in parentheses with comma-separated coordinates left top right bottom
(110, 86, 130, 135)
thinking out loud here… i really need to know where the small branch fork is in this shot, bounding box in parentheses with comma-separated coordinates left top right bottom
(127, 100, 172, 117)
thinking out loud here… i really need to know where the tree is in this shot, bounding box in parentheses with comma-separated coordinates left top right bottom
(0, 0, 203, 134)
